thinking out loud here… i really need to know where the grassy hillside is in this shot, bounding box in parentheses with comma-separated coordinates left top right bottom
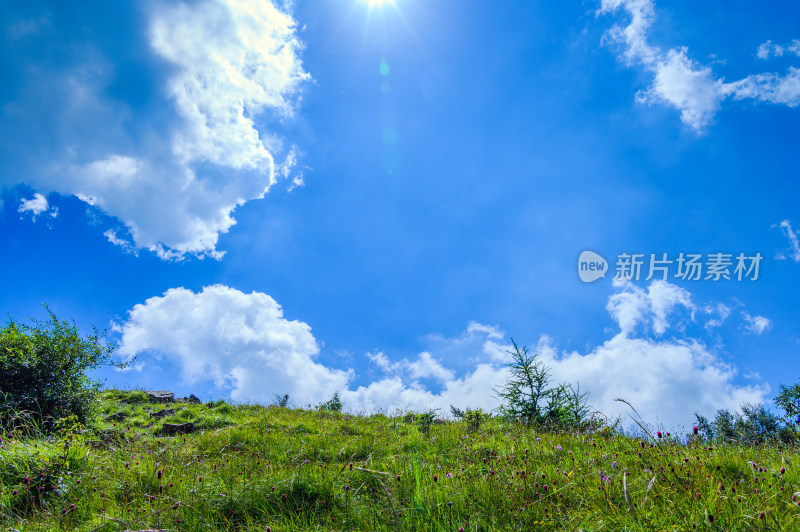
(1, 389, 799, 531)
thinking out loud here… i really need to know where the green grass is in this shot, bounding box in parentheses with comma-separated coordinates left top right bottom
(1, 389, 799, 531)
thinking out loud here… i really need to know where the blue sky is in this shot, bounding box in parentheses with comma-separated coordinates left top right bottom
(2, 0, 800, 429)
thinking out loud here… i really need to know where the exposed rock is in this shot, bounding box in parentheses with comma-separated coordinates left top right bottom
(150, 408, 175, 419)
(104, 411, 127, 422)
(145, 390, 174, 403)
(176, 394, 202, 404)
(161, 422, 196, 436)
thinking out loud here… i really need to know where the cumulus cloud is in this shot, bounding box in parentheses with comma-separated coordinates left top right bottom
(343, 363, 509, 416)
(348, 281, 765, 427)
(149, 0, 308, 171)
(116, 285, 351, 405)
(344, 296, 766, 426)
(365, 350, 454, 383)
(775, 220, 800, 262)
(606, 279, 694, 336)
(18, 193, 58, 221)
(407, 352, 456, 382)
(599, 0, 800, 130)
(5, 0, 308, 259)
(538, 335, 765, 429)
(118, 281, 768, 428)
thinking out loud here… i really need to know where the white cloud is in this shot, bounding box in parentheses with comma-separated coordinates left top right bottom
(606, 279, 694, 336)
(118, 281, 768, 428)
(775, 220, 800, 262)
(149, 0, 308, 170)
(116, 285, 351, 406)
(636, 48, 725, 130)
(343, 364, 508, 416)
(103, 229, 137, 255)
(18, 193, 58, 221)
(599, 0, 800, 130)
(367, 351, 401, 375)
(407, 352, 456, 382)
(423, 321, 510, 364)
(366, 350, 455, 383)
(539, 335, 765, 429)
(741, 312, 771, 335)
(346, 300, 767, 427)
(466, 321, 505, 340)
(703, 302, 731, 330)
(279, 146, 307, 192)
(6, 0, 309, 259)
(757, 40, 800, 60)
(18, 193, 49, 217)
(61, 154, 237, 260)
(726, 68, 800, 107)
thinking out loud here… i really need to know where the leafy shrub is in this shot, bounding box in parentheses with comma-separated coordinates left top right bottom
(402, 410, 438, 434)
(0, 307, 127, 431)
(318, 392, 343, 413)
(463, 408, 490, 432)
(414, 411, 437, 434)
(451, 406, 491, 432)
(272, 393, 290, 408)
(494, 338, 590, 429)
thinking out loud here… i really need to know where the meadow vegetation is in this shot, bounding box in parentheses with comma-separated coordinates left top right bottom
(1, 311, 800, 531)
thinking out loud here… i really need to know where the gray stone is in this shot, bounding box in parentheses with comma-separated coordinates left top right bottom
(150, 408, 175, 419)
(175, 394, 201, 404)
(104, 411, 127, 422)
(161, 422, 196, 436)
(145, 391, 174, 403)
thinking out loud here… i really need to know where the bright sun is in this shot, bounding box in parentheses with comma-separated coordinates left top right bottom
(365, 0, 395, 6)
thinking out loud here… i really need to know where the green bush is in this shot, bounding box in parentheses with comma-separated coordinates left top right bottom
(318, 392, 343, 413)
(0, 307, 128, 432)
(450, 406, 491, 431)
(463, 408, 490, 432)
(402, 410, 438, 434)
(494, 338, 591, 429)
